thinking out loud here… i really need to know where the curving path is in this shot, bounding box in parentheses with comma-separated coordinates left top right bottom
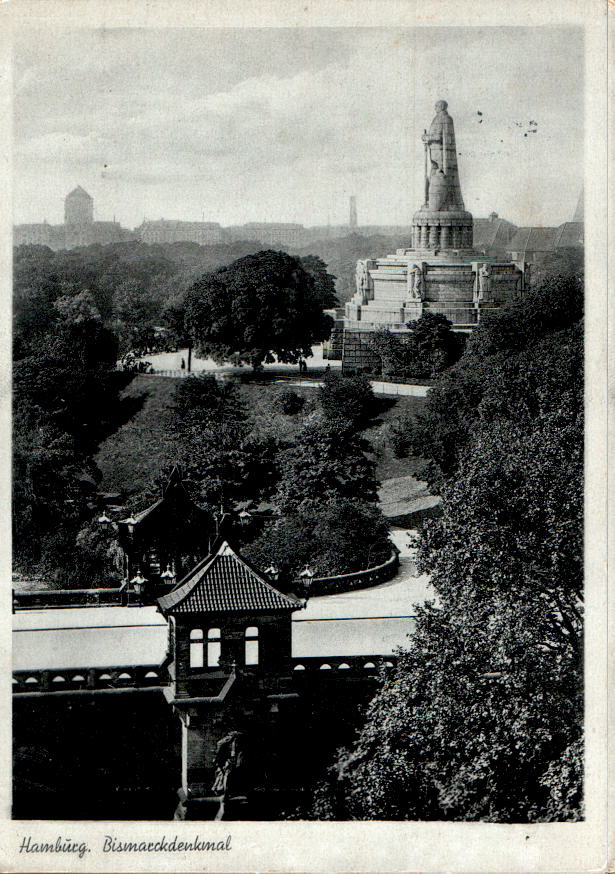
(13, 529, 432, 672)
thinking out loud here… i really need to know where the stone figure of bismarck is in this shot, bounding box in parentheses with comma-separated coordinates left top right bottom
(422, 100, 465, 212)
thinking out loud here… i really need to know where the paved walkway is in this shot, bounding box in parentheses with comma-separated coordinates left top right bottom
(133, 347, 430, 397)
(133, 344, 341, 375)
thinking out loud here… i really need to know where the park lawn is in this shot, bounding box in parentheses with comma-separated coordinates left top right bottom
(95, 375, 429, 500)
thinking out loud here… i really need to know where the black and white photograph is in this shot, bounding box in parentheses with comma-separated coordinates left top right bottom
(3, 0, 610, 870)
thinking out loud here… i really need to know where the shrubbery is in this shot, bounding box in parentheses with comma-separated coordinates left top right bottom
(310, 264, 584, 822)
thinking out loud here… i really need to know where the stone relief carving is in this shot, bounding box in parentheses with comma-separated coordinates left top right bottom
(475, 262, 491, 303)
(409, 264, 424, 301)
(355, 260, 373, 303)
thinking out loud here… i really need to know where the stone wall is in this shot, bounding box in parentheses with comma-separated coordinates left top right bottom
(297, 550, 399, 596)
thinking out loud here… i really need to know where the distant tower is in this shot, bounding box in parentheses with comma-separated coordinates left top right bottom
(64, 186, 93, 225)
(349, 196, 358, 230)
(572, 187, 583, 223)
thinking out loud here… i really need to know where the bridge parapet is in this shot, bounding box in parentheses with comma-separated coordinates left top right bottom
(291, 655, 397, 674)
(13, 664, 166, 695)
(13, 587, 129, 610)
(13, 656, 397, 695)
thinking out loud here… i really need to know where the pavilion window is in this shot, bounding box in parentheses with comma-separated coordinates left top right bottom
(189, 628, 204, 668)
(245, 626, 259, 666)
(207, 628, 222, 667)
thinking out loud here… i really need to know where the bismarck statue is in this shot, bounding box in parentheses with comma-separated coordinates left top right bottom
(412, 100, 473, 250)
(422, 100, 465, 212)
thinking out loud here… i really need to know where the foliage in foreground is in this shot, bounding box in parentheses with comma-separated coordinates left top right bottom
(367, 313, 465, 379)
(312, 271, 584, 822)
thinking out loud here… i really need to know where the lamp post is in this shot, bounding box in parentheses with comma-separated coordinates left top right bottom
(238, 509, 252, 527)
(299, 565, 314, 599)
(97, 511, 112, 530)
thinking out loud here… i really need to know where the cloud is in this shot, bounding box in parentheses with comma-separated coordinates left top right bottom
(13, 26, 583, 227)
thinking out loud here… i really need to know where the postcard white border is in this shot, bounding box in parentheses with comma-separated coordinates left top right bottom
(0, 1, 610, 871)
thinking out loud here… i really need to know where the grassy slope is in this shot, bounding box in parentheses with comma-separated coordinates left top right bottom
(94, 376, 180, 497)
(95, 377, 432, 513)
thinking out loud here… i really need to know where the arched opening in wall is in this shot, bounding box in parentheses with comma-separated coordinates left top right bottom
(245, 626, 259, 666)
(190, 628, 204, 668)
(207, 628, 221, 667)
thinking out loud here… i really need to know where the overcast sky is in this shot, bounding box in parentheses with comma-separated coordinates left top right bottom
(13, 26, 583, 229)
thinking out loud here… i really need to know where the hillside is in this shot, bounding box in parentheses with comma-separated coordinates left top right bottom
(94, 376, 434, 522)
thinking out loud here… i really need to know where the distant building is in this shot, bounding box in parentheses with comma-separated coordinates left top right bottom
(64, 185, 94, 225)
(13, 222, 54, 247)
(14, 186, 135, 250)
(225, 223, 305, 248)
(472, 212, 518, 258)
(349, 196, 357, 230)
(136, 220, 225, 245)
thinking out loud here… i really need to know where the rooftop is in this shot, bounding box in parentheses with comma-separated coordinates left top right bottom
(66, 185, 92, 200)
(158, 541, 302, 615)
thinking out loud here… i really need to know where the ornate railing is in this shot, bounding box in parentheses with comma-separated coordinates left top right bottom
(13, 587, 138, 611)
(12, 658, 396, 695)
(290, 655, 397, 674)
(12, 665, 166, 695)
(13, 550, 400, 610)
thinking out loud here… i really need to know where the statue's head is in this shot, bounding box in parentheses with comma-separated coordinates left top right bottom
(435, 100, 448, 113)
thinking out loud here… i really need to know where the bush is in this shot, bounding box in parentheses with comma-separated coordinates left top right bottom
(318, 371, 376, 425)
(275, 389, 306, 416)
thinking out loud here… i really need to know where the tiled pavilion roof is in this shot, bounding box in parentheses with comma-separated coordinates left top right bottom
(157, 541, 302, 615)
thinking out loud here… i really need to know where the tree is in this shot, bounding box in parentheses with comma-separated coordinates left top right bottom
(13, 279, 124, 578)
(318, 371, 377, 426)
(247, 497, 390, 578)
(274, 418, 379, 515)
(465, 273, 583, 358)
(398, 278, 583, 489)
(12, 420, 98, 575)
(172, 373, 247, 427)
(54, 289, 101, 324)
(328, 402, 583, 822)
(367, 314, 464, 379)
(317, 273, 584, 823)
(299, 255, 339, 310)
(158, 374, 278, 513)
(183, 250, 335, 368)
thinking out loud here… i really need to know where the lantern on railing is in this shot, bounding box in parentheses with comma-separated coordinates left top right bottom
(264, 564, 279, 583)
(299, 565, 314, 597)
(238, 509, 252, 526)
(97, 511, 112, 530)
(124, 514, 138, 535)
(130, 570, 147, 596)
(160, 565, 176, 586)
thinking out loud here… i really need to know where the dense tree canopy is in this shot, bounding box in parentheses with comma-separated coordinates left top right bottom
(247, 497, 390, 579)
(367, 313, 465, 379)
(317, 268, 584, 822)
(13, 301, 124, 580)
(274, 418, 379, 515)
(183, 250, 336, 368)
